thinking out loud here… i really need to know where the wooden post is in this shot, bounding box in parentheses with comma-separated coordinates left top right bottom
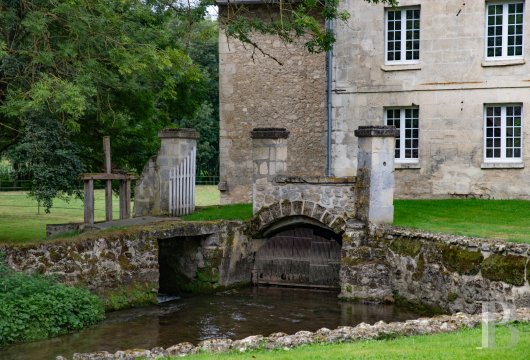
(84, 179, 94, 224)
(103, 136, 112, 221)
(119, 180, 131, 220)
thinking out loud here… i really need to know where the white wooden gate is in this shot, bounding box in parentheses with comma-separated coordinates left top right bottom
(169, 146, 196, 216)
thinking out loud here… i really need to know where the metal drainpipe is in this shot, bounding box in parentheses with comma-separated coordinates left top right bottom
(325, 19, 334, 176)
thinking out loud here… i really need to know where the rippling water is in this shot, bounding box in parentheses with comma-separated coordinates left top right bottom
(0, 286, 424, 360)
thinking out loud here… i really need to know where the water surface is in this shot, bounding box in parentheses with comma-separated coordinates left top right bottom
(0, 287, 423, 360)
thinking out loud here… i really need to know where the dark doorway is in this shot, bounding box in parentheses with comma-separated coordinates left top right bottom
(253, 225, 341, 289)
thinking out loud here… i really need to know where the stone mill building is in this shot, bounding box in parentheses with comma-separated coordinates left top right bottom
(217, 0, 530, 203)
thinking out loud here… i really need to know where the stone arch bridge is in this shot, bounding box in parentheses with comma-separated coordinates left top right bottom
(3, 126, 529, 315)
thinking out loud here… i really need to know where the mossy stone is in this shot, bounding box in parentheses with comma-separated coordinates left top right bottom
(412, 255, 425, 281)
(447, 292, 458, 302)
(440, 245, 483, 275)
(389, 238, 422, 258)
(481, 254, 527, 286)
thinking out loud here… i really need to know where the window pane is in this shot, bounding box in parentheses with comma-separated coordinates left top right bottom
(485, 104, 523, 160)
(387, 8, 420, 62)
(507, 2, 524, 58)
(487, 4, 505, 58)
(389, 107, 419, 160)
(405, 8, 420, 61)
(485, 106, 502, 159)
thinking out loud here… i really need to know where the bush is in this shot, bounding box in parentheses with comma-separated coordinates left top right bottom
(0, 258, 104, 346)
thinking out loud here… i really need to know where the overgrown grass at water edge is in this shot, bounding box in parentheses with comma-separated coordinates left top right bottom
(180, 322, 530, 360)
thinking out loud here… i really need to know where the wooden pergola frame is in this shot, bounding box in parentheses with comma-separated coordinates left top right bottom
(80, 137, 137, 224)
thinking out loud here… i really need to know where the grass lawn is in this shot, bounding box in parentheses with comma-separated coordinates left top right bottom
(1, 187, 529, 244)
(183, 203, 253, 221)
(0, 185, 220, 244)
(394, 199, 530, 243)
(184, 323, 530, 360)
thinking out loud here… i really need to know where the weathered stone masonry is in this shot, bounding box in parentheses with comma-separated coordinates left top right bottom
(0, 221, 258, 301)
(134, 128, 199, 217)
(218, 4, 326, 204)
(340, 226, 530, 314)
(3, 220, 529, 314)
(248, 125, 530, 312)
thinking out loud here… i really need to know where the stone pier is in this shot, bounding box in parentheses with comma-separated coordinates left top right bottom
(134, 128, 199, 217)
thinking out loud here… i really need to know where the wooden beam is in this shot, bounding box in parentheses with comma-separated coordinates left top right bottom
(81, 173, 137, 180)
(103, 136, 111, 173)
(119, 180, 131, 219)
(103, 137, 113, 221)
(105, 180, 112, 222)
(84, 179, 94, 224)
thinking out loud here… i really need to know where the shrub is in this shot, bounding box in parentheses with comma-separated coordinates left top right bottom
(0, 258, 104, 346)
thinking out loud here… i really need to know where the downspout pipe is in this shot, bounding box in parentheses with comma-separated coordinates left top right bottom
(325, 18, 334, 176)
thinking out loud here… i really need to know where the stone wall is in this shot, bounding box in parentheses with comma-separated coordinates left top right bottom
(218, 4, 326, 204)
(4, 218, 530, 314)
(333, 0, 530, 199)
(1, 220, 260, 300)
(340, 225, 530, 313)
(0, 233, 159, 295)
(158, 221, 258, 293)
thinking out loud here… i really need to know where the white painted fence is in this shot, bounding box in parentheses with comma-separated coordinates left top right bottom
(169, 146, 196, 216)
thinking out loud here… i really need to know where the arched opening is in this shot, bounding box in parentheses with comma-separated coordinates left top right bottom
(253, 222, 342, 289)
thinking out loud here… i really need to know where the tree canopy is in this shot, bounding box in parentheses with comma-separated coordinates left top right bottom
(0, 0, 217, 210)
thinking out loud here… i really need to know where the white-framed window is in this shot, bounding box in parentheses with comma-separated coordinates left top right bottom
(484, 104, 523, 162)
(486, 2, 524, 59)
(385, 107, 419, 162)
(385, 7, 420, 64)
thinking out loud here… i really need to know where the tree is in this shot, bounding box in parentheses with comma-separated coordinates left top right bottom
(217, 0, 398, 56)
(0, 0, 210, 210)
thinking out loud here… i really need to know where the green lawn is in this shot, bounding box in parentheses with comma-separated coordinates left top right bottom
(184, 323, 530, 360)
(0, 186, 220, 244)
(1, 189, 529, 244)
(394, 199, 530, 243)
(183, 203, 253, 221)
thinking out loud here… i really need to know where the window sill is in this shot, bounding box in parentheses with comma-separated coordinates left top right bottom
(381, 64, 422, 72)
(481, 59, 525, 67)
(481, 162, 524, 169)
(395, 163, 421, 169)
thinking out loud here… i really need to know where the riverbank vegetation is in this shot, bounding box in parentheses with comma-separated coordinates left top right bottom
(0, 257, 104, 346)
(184, 322, 530, 360)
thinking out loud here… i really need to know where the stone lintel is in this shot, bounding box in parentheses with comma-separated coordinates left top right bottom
(273, 175, 356, 185)
(354, 126, 399, 138)
(251, 128, 290, 139)
(158, 128, 200, 139)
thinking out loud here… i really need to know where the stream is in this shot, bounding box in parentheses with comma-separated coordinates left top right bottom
(0, 286, 425, 360)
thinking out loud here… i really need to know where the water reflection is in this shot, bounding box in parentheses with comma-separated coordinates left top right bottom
(0, 287, 423, 360)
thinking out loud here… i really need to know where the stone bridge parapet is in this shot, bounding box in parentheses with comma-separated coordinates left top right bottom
(251, 126, 398, 226)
